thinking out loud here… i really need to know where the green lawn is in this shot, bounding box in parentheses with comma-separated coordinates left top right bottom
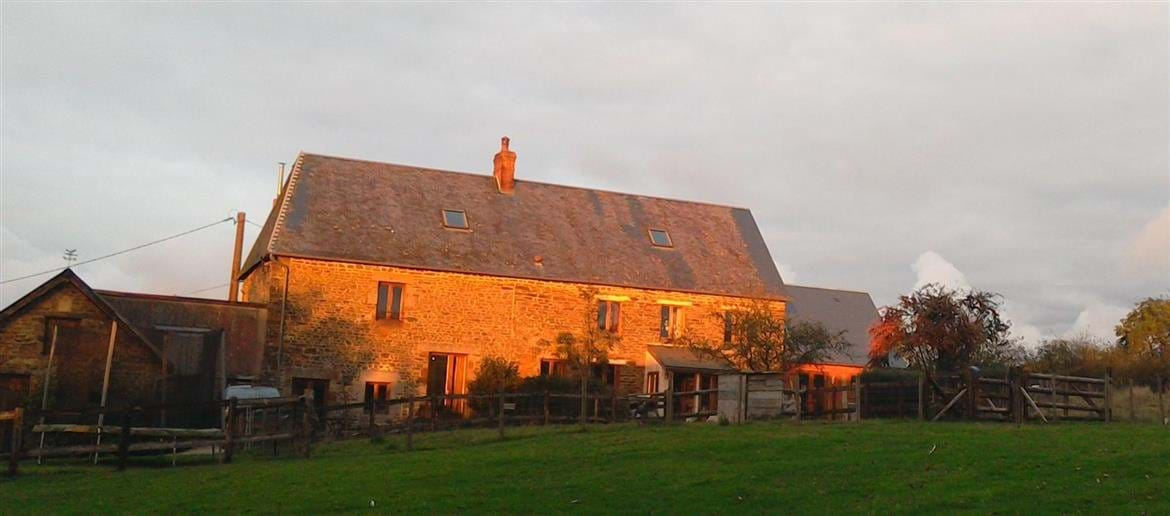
(2, 421, 1168, 514)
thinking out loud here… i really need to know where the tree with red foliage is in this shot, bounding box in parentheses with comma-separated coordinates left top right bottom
(868, 284, 1013, 371)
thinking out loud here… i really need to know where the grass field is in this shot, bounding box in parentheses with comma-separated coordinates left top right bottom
(2, 421, 1168, 514)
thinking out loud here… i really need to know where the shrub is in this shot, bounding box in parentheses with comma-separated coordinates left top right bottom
(467, 357, 520, 415)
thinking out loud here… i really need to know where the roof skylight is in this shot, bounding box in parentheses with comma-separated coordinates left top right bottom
(442, 209, 469, 229)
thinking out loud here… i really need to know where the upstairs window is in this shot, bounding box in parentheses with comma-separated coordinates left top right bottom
(659, 305, 684, 340)
(648, 228, 672, 247)
(597, 300, 621, 333)
(723, 312, 734, 343)
(441, 209, 469, 229)
(376, 282, 404, 321)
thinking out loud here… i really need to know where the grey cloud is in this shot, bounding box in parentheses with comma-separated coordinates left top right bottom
(1, 3, 1166, 341)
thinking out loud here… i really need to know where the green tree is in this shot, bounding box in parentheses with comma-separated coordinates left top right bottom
(685, 300, 850, 373)
(467, 356, 520, 416)
(547, 289, 620, 424)
(868, 284, 1013, 371)
(1115, 296, 1170, 361)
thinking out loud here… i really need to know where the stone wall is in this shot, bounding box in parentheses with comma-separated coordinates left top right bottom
(242, 257, 786, 404)
(0, 283, 162, 410)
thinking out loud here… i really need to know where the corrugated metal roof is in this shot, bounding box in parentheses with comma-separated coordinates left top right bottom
(648, 345, 737, 373)
(242, 152, 786, 300)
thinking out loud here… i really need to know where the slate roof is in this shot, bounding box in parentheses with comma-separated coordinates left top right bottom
(0, 269, 163, 359)
(784, 285, 879, 367)
(242, 152, 786, 300)
(0, 270, 268, 377)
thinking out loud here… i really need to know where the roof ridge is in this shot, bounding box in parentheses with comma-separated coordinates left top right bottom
(785, 284, 874, 296)
(297, 151, 752, 212)
(96, 289, 267, 308)
(268, 152, 306, 254)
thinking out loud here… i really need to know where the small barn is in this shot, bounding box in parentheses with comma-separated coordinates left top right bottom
(0, 269, 266, 425)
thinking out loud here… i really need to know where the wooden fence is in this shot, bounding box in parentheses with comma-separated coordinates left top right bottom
(915, 368, 1117, 423)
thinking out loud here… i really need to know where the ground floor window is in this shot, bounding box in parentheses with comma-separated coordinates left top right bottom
(364, 381, 392, 409)
(645, 371, 660, 393)
(672, 371, 719, 414)
(540, 358, 568, 378)
(291, 377, 329, 410)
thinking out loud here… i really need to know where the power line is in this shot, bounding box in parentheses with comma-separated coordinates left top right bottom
(0, 217, 234, 285)
(246, 219, 264, 229)
(180, 283, 230, 296)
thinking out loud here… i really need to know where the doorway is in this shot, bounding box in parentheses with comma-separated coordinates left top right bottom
(426, 353, 467, 413)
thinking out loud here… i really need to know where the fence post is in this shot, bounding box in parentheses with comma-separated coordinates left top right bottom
(1103, 368, 1113, 422)
(116, 408, 135, 471)
(1128, 378, 1136, 421)
(917, 374, 926, 421)
(498, 392, 506, 439)
(962, 369, 977, 420)
(1010, 368, 1025, 424)
(794, 386, 802, 422)
(543, 390, 550, 426)
(854, 380, 862, 422)
(664, 378, 674, 423)
(579, 375, 588, 427)
(1158, 375, 1167, 426)
(430, 396, 438, 432)
(7, 408, 22, 476)
(1050, 376, 1060, 422)
(223, 398, 238, 464)
(611, 390, 619, 423)
(301, 395, 313, 459)
(406, 396, 415, 451)
(368, 399, 381, 443)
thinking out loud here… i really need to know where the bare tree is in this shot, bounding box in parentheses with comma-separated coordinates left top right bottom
(868, 283, 1013, 371)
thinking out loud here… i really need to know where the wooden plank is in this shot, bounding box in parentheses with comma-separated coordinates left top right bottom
(1028, 373, 1106, 385)
(30, 424, 225, 439)
(1030, 401, 1105, 412)
(223, 398, 238, 464)
(1020, 387, 1049, 423)
(931, 388, 967, 422)
(1029, 387, 1105, 399)
(116, 409, 134, 471)
(7, 408, 21, 476)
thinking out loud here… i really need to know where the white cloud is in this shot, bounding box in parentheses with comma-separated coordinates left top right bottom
(1063, 303, 1128, 342)
(912, 251, 970, 291)
(908, 251, 1047, 346)
(1126, 205, 1170, 278)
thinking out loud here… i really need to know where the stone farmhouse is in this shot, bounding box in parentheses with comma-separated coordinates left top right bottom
(0, 137, 878, 415)
(236, 138, 875, 409)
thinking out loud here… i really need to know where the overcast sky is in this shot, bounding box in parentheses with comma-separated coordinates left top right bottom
(2, 3, 1167, 344)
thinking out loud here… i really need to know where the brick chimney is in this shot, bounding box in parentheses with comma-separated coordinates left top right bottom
(493, 136, 516, 194)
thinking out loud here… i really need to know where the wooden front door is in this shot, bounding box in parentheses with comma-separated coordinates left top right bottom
(427, 354, 449, 397)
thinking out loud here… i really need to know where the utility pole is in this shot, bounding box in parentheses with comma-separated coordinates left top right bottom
(228, 212, 246, 302)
